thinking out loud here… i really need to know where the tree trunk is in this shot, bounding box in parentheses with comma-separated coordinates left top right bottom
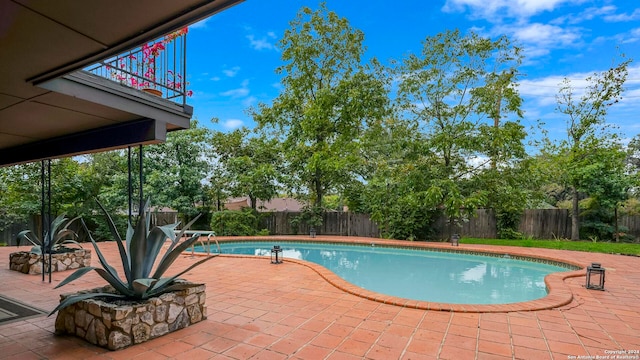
(571, 187, 580, 240)
(614, 206, 619, 242)
(249, 195, 257, 210)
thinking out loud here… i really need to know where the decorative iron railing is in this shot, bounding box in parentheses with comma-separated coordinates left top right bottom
(86, 29, 189, 106)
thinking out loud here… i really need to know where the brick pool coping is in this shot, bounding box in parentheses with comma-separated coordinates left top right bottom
(200, 236, 587, 313)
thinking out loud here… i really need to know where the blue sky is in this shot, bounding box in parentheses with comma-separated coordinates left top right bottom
(185, 0, 640, 145)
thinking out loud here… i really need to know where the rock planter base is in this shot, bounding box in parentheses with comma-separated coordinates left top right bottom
(54, 282, 206, 350)
(9, 249, 91, 274)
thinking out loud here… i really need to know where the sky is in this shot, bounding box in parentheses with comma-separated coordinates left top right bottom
(185, 0, 640, 145)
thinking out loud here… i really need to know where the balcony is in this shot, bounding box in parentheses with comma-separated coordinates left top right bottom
(85, 28, 190, 106)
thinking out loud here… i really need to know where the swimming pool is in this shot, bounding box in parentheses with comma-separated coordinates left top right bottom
(195, 241, 573, 305)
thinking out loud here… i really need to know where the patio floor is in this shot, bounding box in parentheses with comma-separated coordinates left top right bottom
(0, 236, 639, 359)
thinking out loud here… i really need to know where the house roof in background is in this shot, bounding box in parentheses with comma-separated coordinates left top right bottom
(225, 197, 306, 212)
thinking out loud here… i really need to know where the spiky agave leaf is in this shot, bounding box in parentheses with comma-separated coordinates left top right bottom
(16, 230, 40, 248)
(151, 233, 205, 279)
(170, 214, 202, 250)
(77, 219, 129, 293)
(146, 254, 218, 297)
(129, 205, 150, 280)
(94, 201, 132, 284)
(131, 278, 158, 297)
(141, 224, 178, 278)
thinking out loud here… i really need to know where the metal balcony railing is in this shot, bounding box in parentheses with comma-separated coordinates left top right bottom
(86, 29, 189, 106)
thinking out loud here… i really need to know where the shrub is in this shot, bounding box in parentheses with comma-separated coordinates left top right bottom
(210, 208, 259, 236)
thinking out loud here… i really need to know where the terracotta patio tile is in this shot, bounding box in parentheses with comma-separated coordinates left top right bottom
(325, 350, 366, 360)
(299, 319, 331, 332)
(400, 350, 438, 360)
(365, 343, 404, 360)
(153, 341, 195, 357)
(325, 323, 355, 338)
(292, 344, 332, 359)
(375, 332, 410, 350)
(336, 338, 372, 357)
(447, 323, 479, 338)
(513, 345, 553, 360)
(442, 333, 477, 350)
(385, 324, 415, 337)
(546, 340, 587, 356)
(201, 336, 238, 353)
(438, 345, 476, 360)
(246, 349, 287, 360)
(405, 338, 441, 354)
(130, 350, 171, 359)
(263, 323, 294, 338)
(269, 337, 307, 355)
(477, 340, 513, 357)
(349, 328, 380, 343)
(542, 329, 582, 344)
(245, 333, 279, 348)
(476, 352, 513, 360)
(358, 319, 389, 332)
(311, 333, 344, 349)
(222, 343, 261, 359)
(478, 329, 511, 344)
(172, 347, 217, 360)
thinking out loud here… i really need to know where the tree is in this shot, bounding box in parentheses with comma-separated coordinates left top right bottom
(144, 120, 211, 222)
(554, 57, 631, 240)
(210, 127, 282, 210)
(391, 29, 525, 238)
(252, 3, 389, 209)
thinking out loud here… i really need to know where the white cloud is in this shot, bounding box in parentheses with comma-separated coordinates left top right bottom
(191, 18, 210, 29)
(242, 96, 257, 107)
(246, 34, 277, 51)
(604, 8, 640, 22)
(210, 76, 221, 81)
(223, 66, 240, 78)
(551, 6, 616, 25)
(220, 79, 250, 98)
(513, 23, 578, 44)
(442, 0, 586, 20)
(222, 119, 244, 130)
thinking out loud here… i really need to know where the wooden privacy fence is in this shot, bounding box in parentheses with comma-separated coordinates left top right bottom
(259, 209, 640, 241)
(259, 212, 379, 237)
(5, 209, 640, 242)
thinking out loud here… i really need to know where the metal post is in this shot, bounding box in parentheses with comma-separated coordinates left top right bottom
(182, 32, 187, 106)
(47, 159, 52, 283)
(128, 146, 132, 223)
(40, 160, 45, 282)
(139, 145, 144, 213)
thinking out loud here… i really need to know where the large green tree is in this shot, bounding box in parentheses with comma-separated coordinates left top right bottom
(552, 57, 631, 240)
(210, 127, 282, 210)
(389, 29, 525, 238)
(252, 3, 389, 209)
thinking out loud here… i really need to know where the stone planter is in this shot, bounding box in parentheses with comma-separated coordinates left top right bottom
(54, 281, 206, 350)
(9, 249, 91, 274)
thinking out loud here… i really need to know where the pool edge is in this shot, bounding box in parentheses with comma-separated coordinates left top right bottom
(187, 236, 587, 313)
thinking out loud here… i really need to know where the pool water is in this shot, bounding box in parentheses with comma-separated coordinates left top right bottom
(196, 241, 570, 304)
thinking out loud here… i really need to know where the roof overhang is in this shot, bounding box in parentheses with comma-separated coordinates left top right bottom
(0, 0, 244, 167)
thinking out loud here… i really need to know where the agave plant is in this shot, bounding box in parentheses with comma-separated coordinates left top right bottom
(49, 200, 217, 315)
(17, 214, 82, 255)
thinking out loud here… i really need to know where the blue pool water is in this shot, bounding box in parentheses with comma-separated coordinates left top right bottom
(196, 241, 571, 304)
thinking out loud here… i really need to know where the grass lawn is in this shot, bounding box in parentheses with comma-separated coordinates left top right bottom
(460, 238, 640, 256)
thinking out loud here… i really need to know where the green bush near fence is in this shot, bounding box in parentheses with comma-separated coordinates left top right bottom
(210, 208, 269, 236)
